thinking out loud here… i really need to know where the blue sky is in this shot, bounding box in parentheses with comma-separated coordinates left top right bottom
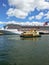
(0, 0, 49, 28)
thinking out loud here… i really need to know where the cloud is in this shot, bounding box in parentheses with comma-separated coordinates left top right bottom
(7, 0, 49, 19)
(0, 21, 47, 26)
(44, 11, 49, 19)
(8, 0, 35, 12)
(0, 21, 16, 24)
(7, 0, 33, 19)
(6, 8, 28, 18)
(29, 16, 35, 20)
(35, 12, 44, 20)
(0, 21, 5, 24)
(37, 0, 49, 10)
(2, 3, 6, 7)
(7, 0, 35, 19)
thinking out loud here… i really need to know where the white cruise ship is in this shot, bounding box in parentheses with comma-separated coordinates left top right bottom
(0, 22, 49, 35)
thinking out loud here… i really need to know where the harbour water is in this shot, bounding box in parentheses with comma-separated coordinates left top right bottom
(0, 35, 49, 65)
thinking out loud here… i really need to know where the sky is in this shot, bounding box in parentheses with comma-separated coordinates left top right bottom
(0, 0, 49, 28)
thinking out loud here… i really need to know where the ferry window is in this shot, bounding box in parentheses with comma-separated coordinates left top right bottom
(24, 32, 26, 33)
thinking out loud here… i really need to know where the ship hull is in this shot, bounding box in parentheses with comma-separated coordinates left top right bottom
(0, 29, 22, 35)
(20, 35, 41, 38)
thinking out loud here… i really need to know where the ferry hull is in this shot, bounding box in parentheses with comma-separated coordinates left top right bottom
(20, 35, 41, 38)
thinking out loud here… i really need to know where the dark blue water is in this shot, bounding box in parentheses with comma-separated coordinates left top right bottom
(0, 35, 49, 65)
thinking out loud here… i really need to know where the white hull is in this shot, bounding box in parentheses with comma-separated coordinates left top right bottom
(0, 29, 23, 35)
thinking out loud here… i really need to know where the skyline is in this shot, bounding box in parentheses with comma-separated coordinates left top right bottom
(0, 0, 49, 28)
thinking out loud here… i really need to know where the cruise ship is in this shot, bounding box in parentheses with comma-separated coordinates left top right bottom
(0, 22, 49, 35)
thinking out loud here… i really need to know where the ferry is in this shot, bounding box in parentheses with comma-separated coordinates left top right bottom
(20, 29, 41, 38)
